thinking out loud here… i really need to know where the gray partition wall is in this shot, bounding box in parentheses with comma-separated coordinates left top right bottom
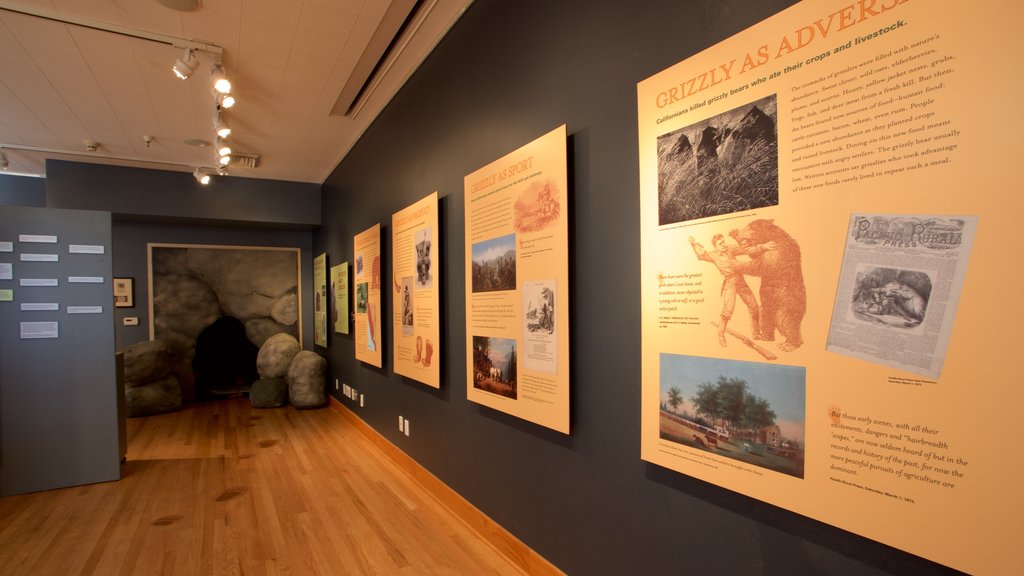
(0, 206, 122, 496)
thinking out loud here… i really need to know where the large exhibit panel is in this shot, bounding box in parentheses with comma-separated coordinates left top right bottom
(354, 224, 383, 368)
(392, 193, 441, 388)
(464, 126, 571, 434)
(0, 206, 122, 496)
(638, 1, 1021, 573)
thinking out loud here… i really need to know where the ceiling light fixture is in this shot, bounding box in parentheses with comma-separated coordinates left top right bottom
(172, 48, 198, 80)
(193, 167, 211, 185)
(215, 138, 231, 157)
(213, 113, 231, 138)
(215, 92, 236, 109)
(210, 64, 231, 94)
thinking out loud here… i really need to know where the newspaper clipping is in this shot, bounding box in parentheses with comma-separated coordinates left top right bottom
(827, 214, 977, 379)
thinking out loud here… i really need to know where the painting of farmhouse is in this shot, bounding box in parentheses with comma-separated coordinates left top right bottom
(659, 353, 806, 478)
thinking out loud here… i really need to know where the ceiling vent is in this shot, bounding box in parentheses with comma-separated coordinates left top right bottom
(228, 152, 260, 168)
(155, 0, 202, 12)
(330, 0, 432, 118)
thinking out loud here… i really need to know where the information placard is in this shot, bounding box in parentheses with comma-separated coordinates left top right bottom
(354, 224, 383, 367)
(332, 262, 350, 335)
(464, 125, 571, 433)
(314, 253, 328, 347)
(392, 192, 440, 388)
(638, 1, 1018, 572)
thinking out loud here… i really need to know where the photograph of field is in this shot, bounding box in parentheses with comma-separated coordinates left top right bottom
(471, 233, 516, 293)
(657, 94, 778, 225)
(659, 353, 805, 478)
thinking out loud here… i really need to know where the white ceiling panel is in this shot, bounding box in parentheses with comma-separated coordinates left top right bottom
(0, 0, 473, 183)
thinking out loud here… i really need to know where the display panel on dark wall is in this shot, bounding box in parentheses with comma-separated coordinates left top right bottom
(314, 252, 328, 347)
(332, 261, 350, 335)
(354, 224, 383, 368)
(639, 0, 1015, 573)
(392, 192, 440, 388)
(148, 244, 301, 400)
(464, 125, 571, 434)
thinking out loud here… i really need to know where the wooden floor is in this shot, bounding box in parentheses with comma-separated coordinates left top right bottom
(0, 398, 530, 575)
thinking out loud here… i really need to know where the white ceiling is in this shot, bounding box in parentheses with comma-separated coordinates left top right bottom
(0, 0, 472, 183)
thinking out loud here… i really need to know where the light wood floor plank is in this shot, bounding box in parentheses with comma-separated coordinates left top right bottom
(0, 399, 535, 576)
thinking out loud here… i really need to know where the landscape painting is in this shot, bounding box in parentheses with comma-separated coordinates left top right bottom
(471, 233, 517, 293)
(472, 336, 518, 399)
(659, 353, 805, 478)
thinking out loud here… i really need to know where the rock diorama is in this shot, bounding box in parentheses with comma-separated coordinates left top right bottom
(120, 246, 326, 415)
(121, 339, 182, 417)
(250, 377, 288, 408)
(192, 316, 259, 400)
(250, 337, 326, 410)
(251, 333, 302, 409)
(150, 245, 299, 401)
(257, 333, 301, 378)
(286, 350, 327, 409)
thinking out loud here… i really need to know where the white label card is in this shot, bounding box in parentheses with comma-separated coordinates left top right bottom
(21, 303, 59, 311)
(20, 321, 58, 339)
(19, 235, 58, 244)
(20, 253, 59, 262)
(20, 278, 58, 287)
(68, 244, 105, 254)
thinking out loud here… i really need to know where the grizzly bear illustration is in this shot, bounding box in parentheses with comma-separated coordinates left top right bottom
(730, 219, 806, 352)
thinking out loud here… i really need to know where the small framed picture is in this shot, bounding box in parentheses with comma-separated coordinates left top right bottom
(113, 277, 134, 308)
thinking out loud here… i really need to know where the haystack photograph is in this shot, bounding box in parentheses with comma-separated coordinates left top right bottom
(657, 94, 779, 225)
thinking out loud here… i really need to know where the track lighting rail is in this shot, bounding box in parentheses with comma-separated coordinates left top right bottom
(0, 1, 223, 58)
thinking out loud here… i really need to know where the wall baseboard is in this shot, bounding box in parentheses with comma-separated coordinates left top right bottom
(329, 397, 563, 576)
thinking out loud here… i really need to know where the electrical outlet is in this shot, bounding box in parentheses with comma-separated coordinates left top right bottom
(335, 379, 339, 391)
(359, 393, 364, 407)
(398, 415, 404, 431)
(404, 419, 410, 437)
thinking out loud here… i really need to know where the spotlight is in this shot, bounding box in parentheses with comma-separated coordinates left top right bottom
(210, 64, 231, 94)
(215, 138, 231, 157)
(215, 92, 236, 109)
(173, 49, 198, 80)
(193, 168, 211, 185)
(213, 114, 231, 138)
(0, 148, 8, 169)
(218, 152, 231, 166)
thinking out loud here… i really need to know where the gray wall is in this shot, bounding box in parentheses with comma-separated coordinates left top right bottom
(0, 174, 46, 207)
(0, 206, 121, 496)
(29, 160, 318, 351)
(46, 160, 321, 228)
(318, 1, 956, 574)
